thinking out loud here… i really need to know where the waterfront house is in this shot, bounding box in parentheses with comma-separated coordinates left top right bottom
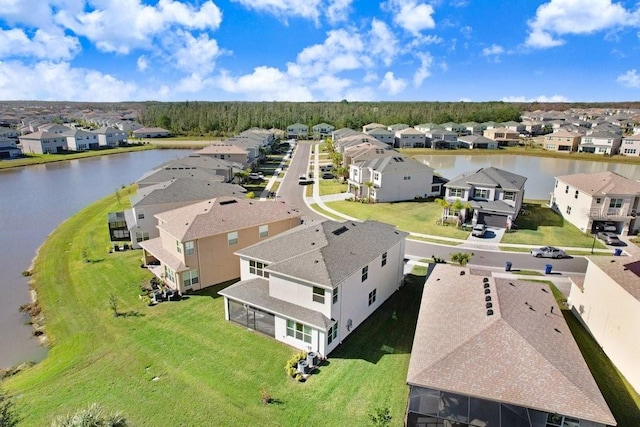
(406, 264, 616, 427)
(544, 130, 582, 152)
(550, 171, 640, 234)
(443, 167, 526, 228)
(219, 220, 407, 356)
(578, 131, 621, 155)
(18, 130, 67, 154)
(620, 134, 640, 157)
(139, 197, 302, 294)
(132, 127, 170, 138)
(196, 143, 250, 166)
(395, 127, 426, 148)
(483, 127, 519, 146)
(457, 135, 498, 149)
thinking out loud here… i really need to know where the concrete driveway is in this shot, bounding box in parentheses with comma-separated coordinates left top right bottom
(460, 226, 506, 250)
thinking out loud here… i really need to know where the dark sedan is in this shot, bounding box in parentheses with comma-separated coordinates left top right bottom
(597, 232, 624, 246)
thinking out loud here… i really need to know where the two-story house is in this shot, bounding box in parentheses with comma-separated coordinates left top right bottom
(311, 122, 335, 137)
(139, 196, 302, 294)
(543, 130, 582, 152)
(196, 143, 250, 166)
(578, 131, 622, 155)
(95, 126, 127, 147)
(406, 264, 616, 427)
(124, 178, 246, 249)
(424, 130, 458, 149)
(348, 155, 440, 202)
(620, 134, 640, 157)
(444, 167, 526, 228)
(286, 123, 308, 139)
(62, 128, 99, 151)
(395, 127, 426, 148)
(219, 220, 408, 356)
(18, 130, 67, 154)
(550, 171, 640, 234)
(482, 127, 519, 146)
(364, 126, 395, 145)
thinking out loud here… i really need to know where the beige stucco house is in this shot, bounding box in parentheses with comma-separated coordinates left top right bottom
(567, 254, 640, 394)
(550, 171, 640, 234)
(483, 127, 519, 146)
(196, 143, 250, 166)
(620, 134, 640, 156)
(543, 130, 582, 152)
(140, 197, 302, 294)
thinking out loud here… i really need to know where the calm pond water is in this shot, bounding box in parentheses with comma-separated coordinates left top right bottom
(0, 150, 193, 368)
(415, 154, 640, 200)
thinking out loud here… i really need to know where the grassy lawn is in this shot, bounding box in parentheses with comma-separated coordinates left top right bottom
(501, 201, 606, 248)
(318, 179, 348, 196)
(0, 145, 155, 170)
(326, 200, 470, 239)
(308, 203, 346, 221)
(4, 190, 425, 426)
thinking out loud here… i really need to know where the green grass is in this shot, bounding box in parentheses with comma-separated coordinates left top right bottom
(510, 269, 544, 276)
(318, 179, 348, 196)
(4, 190, 425, 426)
(0, 145, 155, 170)
(308, 204, 346, 221)
(501, 201, 607, 248)
(326, 200, 470, 239)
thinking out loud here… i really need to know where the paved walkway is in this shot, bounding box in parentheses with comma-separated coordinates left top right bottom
(260, 142, 634, 256)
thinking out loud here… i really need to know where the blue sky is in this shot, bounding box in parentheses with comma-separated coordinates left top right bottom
(1, 0, 640, 102)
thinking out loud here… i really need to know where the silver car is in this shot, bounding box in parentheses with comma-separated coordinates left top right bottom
(531, 246, 566, 258)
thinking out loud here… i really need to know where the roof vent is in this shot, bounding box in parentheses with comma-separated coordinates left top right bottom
(529, 306, 536, 312)
(333, 225, 349, 235)
(219, 199, 237, 206)
(487, 309, 494, 316)
(509, 282, 515, 287)
(486, 302, 493, 309)
(484, 289, 490, 295)
(483, 278, 489, 283)
(541, 288, 549, 293)
(485, 296, 491, 302)
(554, 328, 561, 333)
(483, 283, 490, 289)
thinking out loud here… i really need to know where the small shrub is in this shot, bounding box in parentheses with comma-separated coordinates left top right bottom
(260, 387, 272, 405)
(21, 270, 31, 277)
(284, 350, 307, 377)
(450, 252, 472, 266)
(369, 406, 392, 427)
(246, 191, 256, 199)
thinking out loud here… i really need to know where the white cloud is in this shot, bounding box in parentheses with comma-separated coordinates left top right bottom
(525, 0, 634, 48)
(175, 73, 212, 93)
(231, 0, 323, 23)
(326, 0, 353, 23)
(369, 19, 398, 66)
(617, 69, 640, 88)
(501, 95, 570, 102)
(55, 0, 223, 54)
(0, 60, 138, 101)
(481, 44, 504, 56)
(379, 71, 406, 95)
(137, 55, 149, 72)
(216, 67, 314, 101)
(171, 31, 223, 75)
(0, 28, 80, 60)
(387, 0, 436, 35)
(413, 52, 432, 87)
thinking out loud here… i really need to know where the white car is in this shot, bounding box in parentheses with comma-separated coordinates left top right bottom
(248, 172, 263, 181)
(471, 223, 486, 237)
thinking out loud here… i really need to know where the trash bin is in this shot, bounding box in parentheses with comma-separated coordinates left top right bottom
(545, 264, 552, 274)
(614, 248, 623, 256)
(505, 262, 512, 272)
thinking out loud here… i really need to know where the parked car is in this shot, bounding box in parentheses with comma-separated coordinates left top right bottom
(248, 172, 263, 181)
(601, 222, 617, 232)
(321, 172, 334, 179)
(471, 223, 486, 237)
(530, 246, 566, 258)
(597, 231, 623, 246)
(298, 174, 312, 185)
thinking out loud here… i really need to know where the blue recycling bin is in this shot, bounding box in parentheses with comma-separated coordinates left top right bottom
(545, 264, 552, 274)
(614, 248, 622, 256)
(505, 262, 512, 272)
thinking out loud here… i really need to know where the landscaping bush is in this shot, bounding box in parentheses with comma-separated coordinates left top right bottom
(284, 350, 307, 378)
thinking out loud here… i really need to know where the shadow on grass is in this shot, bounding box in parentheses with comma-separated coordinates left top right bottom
(330, 270, 427, 364)
(515, 203, 564, 230)
(563, 310, 640, 426)
(191, 279, 240, 300)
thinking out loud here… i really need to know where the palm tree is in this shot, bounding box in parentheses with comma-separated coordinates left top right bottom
(234, 170, 249, 185)
(364, 181, 374, 203)
(450, 199, 472, 225)
(434, 198, 451, 224)
(450, 252, 472, 266)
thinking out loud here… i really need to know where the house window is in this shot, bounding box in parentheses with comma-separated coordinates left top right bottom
(312, 286, 325, 304)
(368, 289, 377, 306)
(403, 174, 411, 180)
(182, 270, 199, 288)
(249, 260, 269, 277)
(176, 240, 182, 253)
(135, 231, 149, 243)
(374, 172, 380, 180)
(327, 322, 339, 345)
(574, 190, 579, 199)
(596, 198, 601, 204)
(566, 206, 572, 214)
(286, 320, 312, 344)
(361, 266, 368, 282)
(137, 210, 145, 220)
(431, 185, 440, 192)
(164, 265, 175, 283)
(381, 252, 387, 267)
(475, 189, 489, 199)
(332, 287, 338, 304)
(609, 198, 623, 208)
(259, 224, 269, 238)
(503, 192, 515, 201)
(227, 231, 238, 245)
(565, 185, 569, 194)
(185, 241, 195, 256)
(449, 188, 463, 197)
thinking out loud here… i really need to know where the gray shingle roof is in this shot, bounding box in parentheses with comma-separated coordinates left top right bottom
(235, 220, 408, 288)
(131, 179, 246, 207)
(359, 155, 434, 174)
(136, 168, 225, 187)
(445, 167, 526, 191)
(407, 265, 616, 425)
(218, 278, 331, 329)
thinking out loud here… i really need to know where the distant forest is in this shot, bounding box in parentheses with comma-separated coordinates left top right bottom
(136, 101, 640, 136)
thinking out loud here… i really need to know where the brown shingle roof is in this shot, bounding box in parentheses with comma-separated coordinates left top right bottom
(556, 171, 640, 196)
(407, 264, 615, 425)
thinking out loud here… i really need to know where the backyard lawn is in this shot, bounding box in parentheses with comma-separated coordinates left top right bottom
(500, 201, 606, 248)
(326, 200, 470, 239)
(3, 190, 425, 426)
(318, 178, 348, 196)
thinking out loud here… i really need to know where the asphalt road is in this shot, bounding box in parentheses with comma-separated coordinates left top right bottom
(277, 141, 589, 275)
